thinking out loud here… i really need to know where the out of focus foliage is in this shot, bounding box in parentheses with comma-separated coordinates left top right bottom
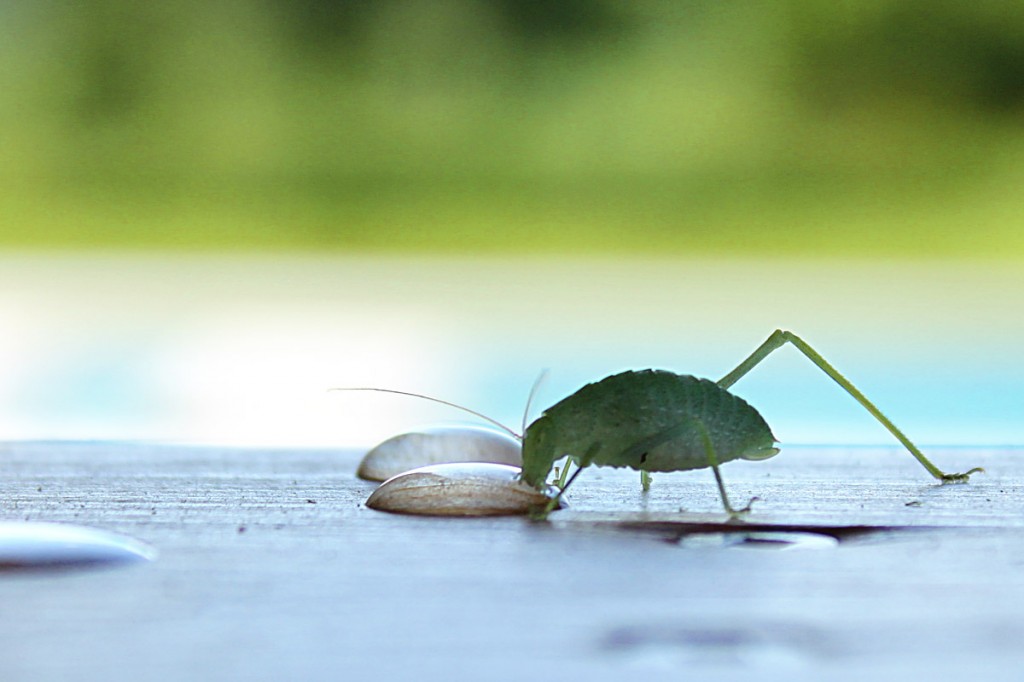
(3, 0, 1024, 255)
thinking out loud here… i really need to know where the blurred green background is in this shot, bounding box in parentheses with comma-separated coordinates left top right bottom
(3, 0, 1024, 255)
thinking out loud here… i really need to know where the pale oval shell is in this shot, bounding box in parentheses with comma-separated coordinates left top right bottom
(365, 462, 556, 517)
(356, 426, 522, 482)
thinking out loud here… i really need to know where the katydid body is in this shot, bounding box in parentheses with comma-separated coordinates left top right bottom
(346, 329, 982, 518)
(521, 330, 981, 517)
(519, 371, 777, 516)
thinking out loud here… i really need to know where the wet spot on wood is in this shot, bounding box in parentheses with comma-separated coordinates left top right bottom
(597, 520, 927, 550)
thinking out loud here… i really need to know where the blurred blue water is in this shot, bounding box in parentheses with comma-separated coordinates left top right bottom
(0, 254, 1019, 447)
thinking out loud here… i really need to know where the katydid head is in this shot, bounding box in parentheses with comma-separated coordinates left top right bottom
(519, 415, 559, 488)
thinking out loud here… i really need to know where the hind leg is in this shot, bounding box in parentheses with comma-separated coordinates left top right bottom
(717, 329, 982, 482)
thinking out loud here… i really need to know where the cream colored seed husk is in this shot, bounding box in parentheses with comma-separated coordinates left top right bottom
(365, 463, 553, 516)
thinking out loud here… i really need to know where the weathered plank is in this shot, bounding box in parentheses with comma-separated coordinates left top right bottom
(1, 443, 1022, 681)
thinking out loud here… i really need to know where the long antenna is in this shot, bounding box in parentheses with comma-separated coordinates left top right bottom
(330, 387, 522, 440)
(521, 369, 549, 436)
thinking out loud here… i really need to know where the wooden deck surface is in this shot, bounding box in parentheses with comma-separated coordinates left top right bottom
(2, 442, 1022, 681)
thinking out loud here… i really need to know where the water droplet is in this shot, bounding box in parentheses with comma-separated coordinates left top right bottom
(358, 426, 522, 481)
(0, 522, 157, 570)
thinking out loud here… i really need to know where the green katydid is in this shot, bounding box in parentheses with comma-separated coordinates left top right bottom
(348, 330, 982, 518)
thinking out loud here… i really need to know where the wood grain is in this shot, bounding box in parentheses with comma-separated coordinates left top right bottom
(1, 443, 1021, 681)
